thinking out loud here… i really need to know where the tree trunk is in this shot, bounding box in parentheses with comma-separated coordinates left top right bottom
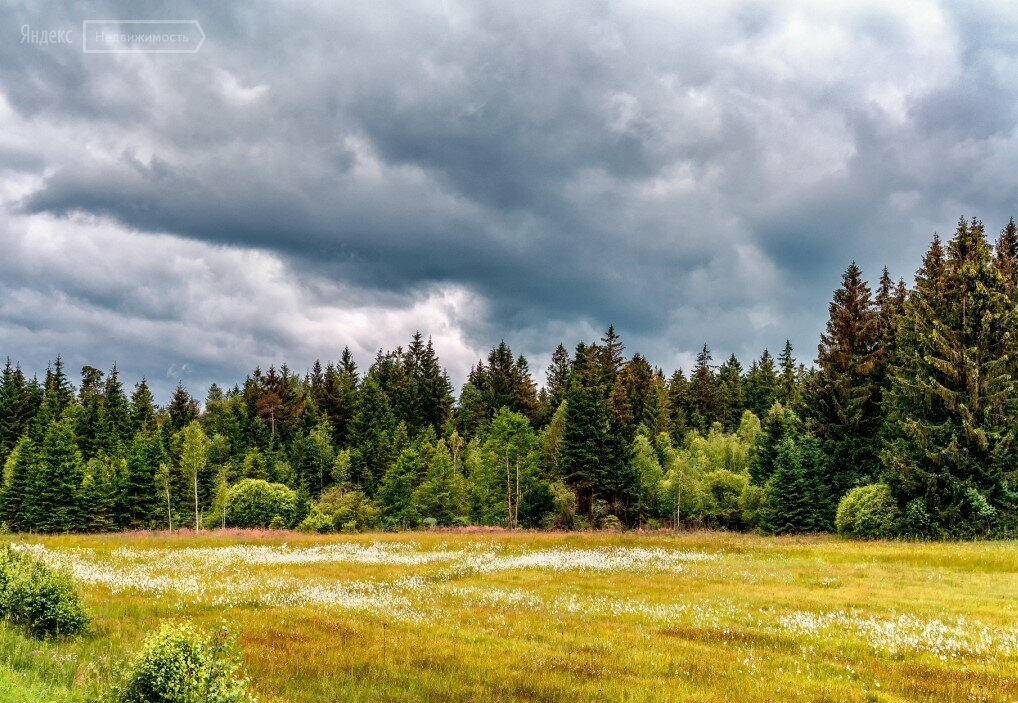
(505, 448, 513, 529)
(194, 471, 200, 533)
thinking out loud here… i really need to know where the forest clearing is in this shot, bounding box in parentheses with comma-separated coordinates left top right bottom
(2, 530, 1015, 702)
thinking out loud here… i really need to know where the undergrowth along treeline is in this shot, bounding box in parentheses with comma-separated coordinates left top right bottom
(0, 218, 1015, 538)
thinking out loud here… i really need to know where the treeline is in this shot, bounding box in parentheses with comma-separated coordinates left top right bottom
(0, 218, 1015, 538)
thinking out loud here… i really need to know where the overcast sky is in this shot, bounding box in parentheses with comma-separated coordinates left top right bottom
(2, 0, 1018, 402)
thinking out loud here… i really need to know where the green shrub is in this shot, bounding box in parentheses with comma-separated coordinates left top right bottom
(267, 515, 286, 531)
(296, 508, 333, 534)
(700, 470, 749, 529)
(0, 546, 89, 638)
(224, 480, 298, 529)
(111, 622, 257, 703)
(835, 484, 899, 538)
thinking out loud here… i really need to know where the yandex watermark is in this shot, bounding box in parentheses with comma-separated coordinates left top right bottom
(83, 20, 204, 53)
(19, 19, 204, 53)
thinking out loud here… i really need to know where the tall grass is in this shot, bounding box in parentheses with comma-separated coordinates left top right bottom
(2, 531, 1015, 702)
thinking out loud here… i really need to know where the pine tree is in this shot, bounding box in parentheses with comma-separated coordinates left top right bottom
(808, 262, 882, 497)
(666, 369, 689, 443)
(544, 344, 572, 417)
(777, 341, 800, 409)
(101, 365, 131, 454)
(0, 435, 39, 531)
(347, 376, 396, 494)
(762, 434, 830, 534)
(130, 378, 157, 433)
(716, 354, 744, 431)
(34, 356, 74, 436)
(413, 440, 468, 526)
(80, 457, 117, 532)
(167, 383, 199, 433)
(32, 416, 84, 532)
(994, 217, 1018, 288)
(76, 365, 106, 460)
(122, 429, 164, 528)
(687, 344, 718, 433)
(377, 446, 421, 527)
(0, 361, 36, 466)
(750, 402, 797, 486)
(468, 341, 539, 423)
(611, 354, 662, 442)
(560, 343, 632, 517)
(884, 219, 1018, 537)
(744, 349, 778, 419)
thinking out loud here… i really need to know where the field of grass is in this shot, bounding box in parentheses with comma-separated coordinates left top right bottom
(0, 530, 1015, 702)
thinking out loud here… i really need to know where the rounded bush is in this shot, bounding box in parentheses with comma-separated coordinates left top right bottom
(0, 546, 89, 638)
(224, 479, 298, 529)
(113, 622, 257, 703)
(296, 508, 333, 534)
(836, 484, 899, 538)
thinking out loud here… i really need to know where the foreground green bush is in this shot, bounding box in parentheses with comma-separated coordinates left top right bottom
(836, 483, 899, 538)
(111, 622, 257, 703)
(0, 546, 89, 638)
(224, 479, 298, 529)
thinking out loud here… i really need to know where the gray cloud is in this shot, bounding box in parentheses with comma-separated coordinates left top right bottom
(2, 0, 1018, 400)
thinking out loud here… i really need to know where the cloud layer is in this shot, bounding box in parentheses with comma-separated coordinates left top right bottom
(3, 0, 1018, 400)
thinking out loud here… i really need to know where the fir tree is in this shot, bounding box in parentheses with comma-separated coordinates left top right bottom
(412, 440, 467, 526)
(377, 446, 421, 527)
(0, 435, 39, 532)
(666, 369, 689, 443)
(716, 354, 744, 431)
(347, 376, 396, 494)
(884, 219, 1018, 537)
(80, 457, 118, 532)
(167, 382, 199, 432)
(129, 378, 157, 433)
(467, 341, 539, 423)
(808, 262, 882, 497)
(32, 416, 84, 532)
(750, 402, 797, 486)
(762, 434, 831, 534)
(544, 344, 572, 417)
(777, 340, 800, 409)
(744, 349, 778, 419)
(994, 217, 1018, 288)
(34, 356, 74, 435)
(687, 344, 717, 433)
(0, 361, 36, 466)
(122, 429, 165, 528)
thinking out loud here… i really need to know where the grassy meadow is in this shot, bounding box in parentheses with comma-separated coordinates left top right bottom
(0, 530, 1015, 702)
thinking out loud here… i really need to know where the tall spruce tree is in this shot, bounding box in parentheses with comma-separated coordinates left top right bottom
(809, 262, 882, 497)
(0, 435, 39, 531)
(761, 434, 831, 534)
(777, 341, 800, 409)
(687, 344, 718, 433)
(544, 344, 572, 417)
(716, 354, 744, 431)
(0, 361, 36, 466)
(129, 378, 157, 433)
(167, 382, 199, 432)
(32, 416, 84, 532)
(744, 349, 778, 419)
(122, 429, 165, 528)
(884, 219, 1018, 537)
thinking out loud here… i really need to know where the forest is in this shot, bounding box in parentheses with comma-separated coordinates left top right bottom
(0, 217, 1015, 539)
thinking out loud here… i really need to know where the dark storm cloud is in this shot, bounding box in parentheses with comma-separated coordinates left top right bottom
(3, 0, 1018, 397)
